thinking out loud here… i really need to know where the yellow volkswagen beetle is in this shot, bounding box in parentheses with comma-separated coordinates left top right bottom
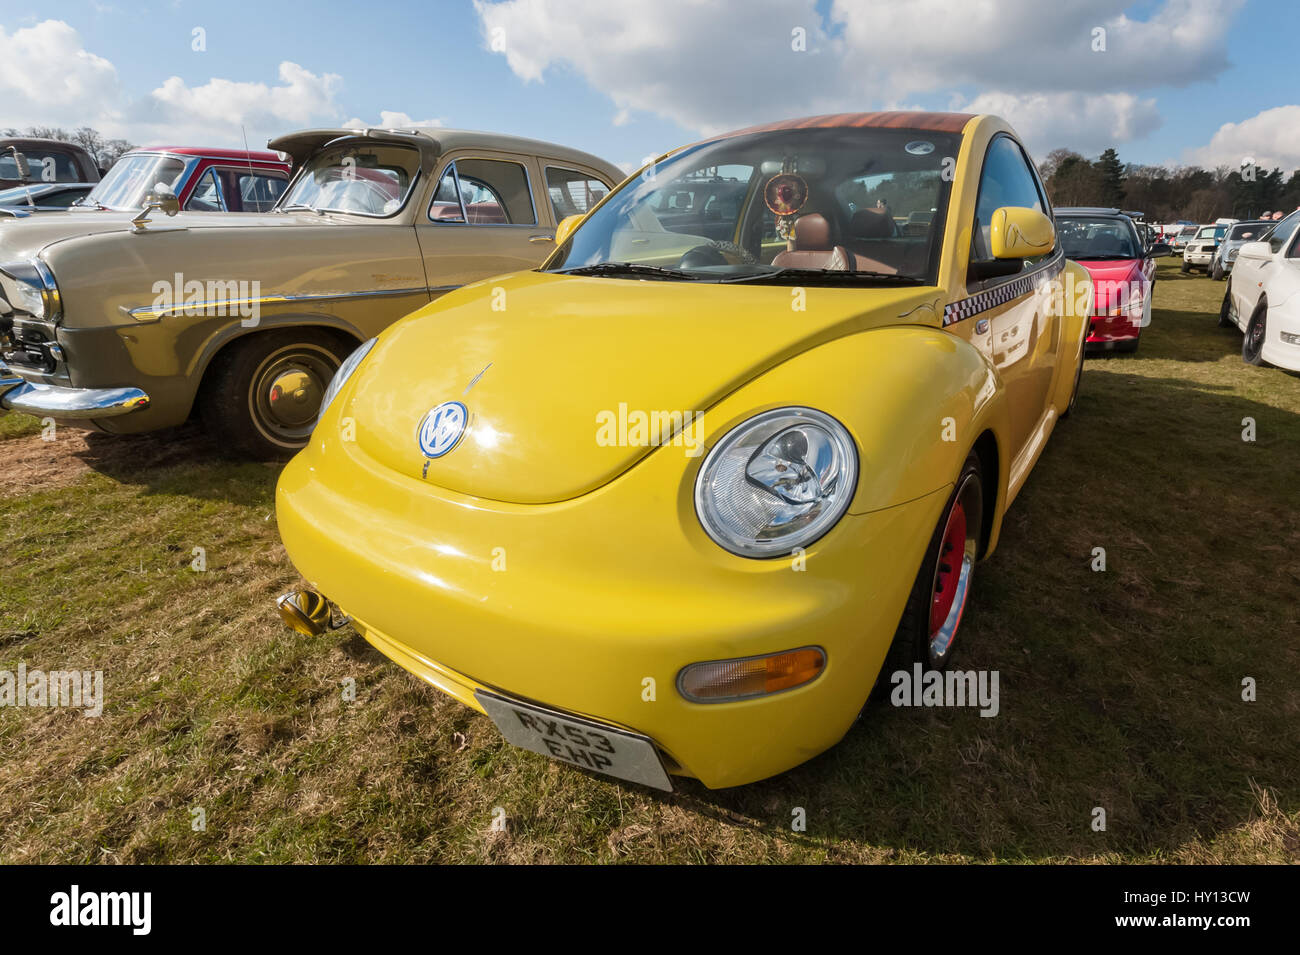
(275, 112, 1091, 790)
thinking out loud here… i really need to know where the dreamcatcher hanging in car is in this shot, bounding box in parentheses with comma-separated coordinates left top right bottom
(763, 158, 808, 241)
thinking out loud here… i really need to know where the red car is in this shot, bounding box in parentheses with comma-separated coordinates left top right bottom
(75, 146, 291, 213)
(1054, 207, 1169, 353)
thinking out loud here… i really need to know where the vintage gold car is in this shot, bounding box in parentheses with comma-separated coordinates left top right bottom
(276, 112, 1092, 789)
(0, 128, 619, 457)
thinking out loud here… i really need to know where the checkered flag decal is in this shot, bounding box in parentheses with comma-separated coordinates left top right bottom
(943, 253, 1066, 327)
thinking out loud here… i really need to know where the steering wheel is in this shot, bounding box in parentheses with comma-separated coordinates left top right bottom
(677, 240, 757, 269)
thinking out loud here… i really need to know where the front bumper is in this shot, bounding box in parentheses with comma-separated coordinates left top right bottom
(1087, 311, 1142, 344)
(0, 378, 150, 419)
(1184, 250, 1214, 266)
(276, 434, 949, 789)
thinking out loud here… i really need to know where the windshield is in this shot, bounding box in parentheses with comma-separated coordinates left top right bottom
(1228, 222, 1269, 241)
(278, 142, 420, 217)
(1056, 217, 1139, 259)
(0, 185, 49, 204)
(1196, 226, 1226, 240)
(545, 126, 960, 285)
(1179, 226, 1197, 236)
(85, 153, 188, 210)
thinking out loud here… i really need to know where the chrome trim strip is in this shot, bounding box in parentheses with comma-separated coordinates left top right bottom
(0, 381, 150, 419)
(123, 285, 431, 321)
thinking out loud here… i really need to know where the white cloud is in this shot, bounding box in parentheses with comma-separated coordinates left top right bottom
(957, 91, 1162, 158)
(1186, 105, 1300, 172)
(343, 110, 445, 129)
(138, 62, 343, 144)
(0, 20, 122, 129)
(473, 0, 846, 135)
(831, 0, 1241, 99)
(0, 20, 347, 149)
(474, 0, 1241, 150)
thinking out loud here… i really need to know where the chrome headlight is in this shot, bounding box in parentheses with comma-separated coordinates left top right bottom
(0, 258, 60, 321)
(317, 337, 376, 422)
(694, 407, 858, 558)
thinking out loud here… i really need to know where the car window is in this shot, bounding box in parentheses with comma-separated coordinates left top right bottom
(428, 158, 535, 225)
(280, 143, 418, 217)
(41, 188, 85, 208)
(185, 169, 223, 211)
(546, 126, 960, 285)
(0, 149, 80, 182)
(971, 134, 1048, 268)
(1229, 222, 1269, 241)
(1267, 214, 1300, 253)
(235, 171, 287, 212)
(649, 165, 753, 243)
(1056, 217, 1139, 259)
(545, 166, 609, 220)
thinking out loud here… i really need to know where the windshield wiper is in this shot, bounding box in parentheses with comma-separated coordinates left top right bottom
(556, 262, 699, 280)
(719, 267, 925, 286)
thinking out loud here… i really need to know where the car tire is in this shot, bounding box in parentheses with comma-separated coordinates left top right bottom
(886, 453, 984, 672)
(1211, 262, 1225, 281)
(1242, 303, 1268, 366)
(1180, 260, 1190, 273)
(198, 329, 353, 460)
(1218, 286, 1235, 328)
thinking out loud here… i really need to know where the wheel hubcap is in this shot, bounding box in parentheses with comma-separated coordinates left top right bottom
(249, 347, 339, 446)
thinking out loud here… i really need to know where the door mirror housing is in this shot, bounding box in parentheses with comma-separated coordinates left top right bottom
(1145, 242, 1171, 258)
(1238, 240, 1272, 260)
(554, 214, 583, 247)
(989, 206, 1055, 259)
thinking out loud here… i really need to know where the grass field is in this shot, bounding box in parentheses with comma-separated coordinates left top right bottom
(1, 262, 1297, 863)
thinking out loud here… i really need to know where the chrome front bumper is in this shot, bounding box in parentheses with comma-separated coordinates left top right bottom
(0, 376, 150, 419)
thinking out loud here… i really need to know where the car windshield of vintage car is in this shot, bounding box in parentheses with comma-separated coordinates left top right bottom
(546, 126, 960, 285)
(278, 143, 419, 217)
(1057, 217, 1140, 260)
(84, 153, 187, 210)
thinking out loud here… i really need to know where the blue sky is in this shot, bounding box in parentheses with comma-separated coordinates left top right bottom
(2, 0, 1297, 172)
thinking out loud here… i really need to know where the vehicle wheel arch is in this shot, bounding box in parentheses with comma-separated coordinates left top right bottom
(188, 315, 366, 411)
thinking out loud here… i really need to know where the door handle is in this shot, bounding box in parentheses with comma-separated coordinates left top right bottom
(529, 233, 554, 243)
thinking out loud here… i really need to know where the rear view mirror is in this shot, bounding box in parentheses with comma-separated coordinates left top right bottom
(1146, 243, 1171, 258)
(1238, 240, 1272, 260)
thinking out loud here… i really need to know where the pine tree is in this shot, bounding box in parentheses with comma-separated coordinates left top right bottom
(1094, 148, 1125, 207)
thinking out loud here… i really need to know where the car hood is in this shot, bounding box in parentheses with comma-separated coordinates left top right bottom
(0, 210, 338, 260)
(344, 269, 938, 504)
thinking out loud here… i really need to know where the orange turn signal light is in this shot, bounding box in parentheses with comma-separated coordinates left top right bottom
(677, 647, 826, 703)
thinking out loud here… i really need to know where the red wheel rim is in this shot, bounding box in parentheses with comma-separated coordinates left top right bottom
(929, 499, 967, 637)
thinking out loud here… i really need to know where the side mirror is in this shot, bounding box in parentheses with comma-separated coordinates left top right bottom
(8, 149, 31, 181)
(131, 183, 181, 231)
(554, 214, 583, 247)
(1238, 240, 1272, 260)
(989, 206, 1055, 259)
(1146, 243, 1171, 258)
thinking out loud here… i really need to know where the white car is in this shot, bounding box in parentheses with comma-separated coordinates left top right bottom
(1219, 210, 1300, 370)
(1182, 223, 1227, 273)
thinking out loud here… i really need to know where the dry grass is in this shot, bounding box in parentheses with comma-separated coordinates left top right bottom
(0, 263, 1297, 863)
